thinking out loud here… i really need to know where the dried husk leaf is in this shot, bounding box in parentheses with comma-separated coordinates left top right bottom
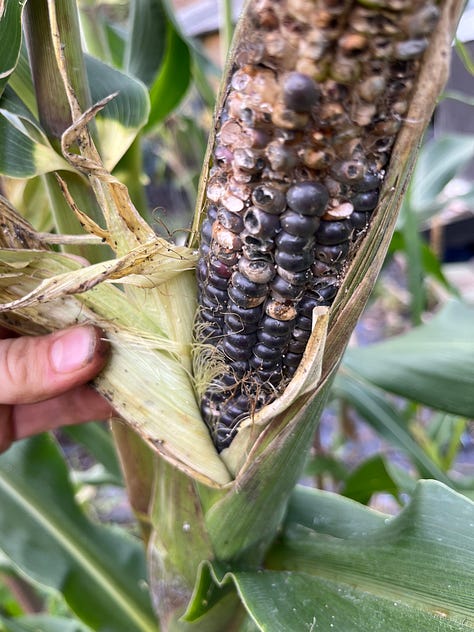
(0, 202, 231, 487)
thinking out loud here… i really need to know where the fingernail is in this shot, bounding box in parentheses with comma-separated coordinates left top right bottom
(50, 327, 97, 373)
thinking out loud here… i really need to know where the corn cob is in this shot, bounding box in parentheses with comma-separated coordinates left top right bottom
(193, 0, 441, 451)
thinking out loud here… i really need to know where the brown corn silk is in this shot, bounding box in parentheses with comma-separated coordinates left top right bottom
(192, 0, 449, 451)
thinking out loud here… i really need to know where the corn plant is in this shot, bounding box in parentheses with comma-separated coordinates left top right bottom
(1, 0, 474, 631)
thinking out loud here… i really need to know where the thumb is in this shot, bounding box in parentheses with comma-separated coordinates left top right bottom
(0, 326, 109, 405)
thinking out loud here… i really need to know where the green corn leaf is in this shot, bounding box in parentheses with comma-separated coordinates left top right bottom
(333, 371, 454, 486)
(79, 7, 126, 68)
(1, 50, 149, 176)
(145, 23, 191, 130)
(0, 614, 92, 632)
(216, 482, 474, 631)
(0, 0, 26, 99)
(343, 300, 474, 418)
(124, 0, 167, 87)
(0, 435, 156, 632)
(340, 454, 415, 505)
(0, 88, 72, 178)
(85, 54, 150, 170)
(408, 134, 474, 217)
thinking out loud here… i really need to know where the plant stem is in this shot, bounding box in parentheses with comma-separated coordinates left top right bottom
(23, 0, 92, 143)
(23, 0, 107, 261)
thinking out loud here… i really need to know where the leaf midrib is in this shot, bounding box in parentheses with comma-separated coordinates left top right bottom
(0, 473, 157, 632)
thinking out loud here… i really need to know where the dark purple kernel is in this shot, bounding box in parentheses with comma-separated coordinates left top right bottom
(250, 355, 283, 370)
(200, 308, 224, 325)
(208, 270, 229, 290)
(210, 257, 233, 278)
(312, 260, 338, 276)
(205, 284, 228, 304)
(352, 189, 380, 211)
(214, 425, 235, 450)
(283, 72, 320, 112)
(251, 185, 286, 214)
(286, 182, 329, 216)
(204, 388, 227, 404)
(351, 211, 371, 230)
(275, 249, 314, 272)
(259, 315, 293, 335)
(296, 315, 313, 331)
(224, 312, 259, 333)
(201, 219, 214, 244)
(221, 372, 239, 387)
(288, 339, 307, 354)
(316, 219, 353, 245)
(222, 339, 253, 361)
(257, 330, 291, 346)
(257, 368, 283, 381)
(225, 331, 257, 348)
(275, 231, 314, 253)
(316, 284, 338, 301)
(229, 359, 249, 376)
(234, 393, 251, 410)
(352, 172, 381, 192)
(199, 243, 210, 258)
(314, 242, 349, 265)
(277, 266, 312, 285)
(207, 204, 218, 221)
(200, 325, 222, 343)
(201, 294, 224, 312)
(293, 327, 310, 341)
(283, 352, 302, 367)
(217, 208, 245, 233)
(228, 302, 263, 322)
(197, 259, 208, 282)
(244, 207, 280, 238)
(253, 343, 283, 361)
(299, 294, 320, 317)
(223, 404, 249, 425)
(231, 271, 268, 296)
(271, 275, 305, 300)
(280, 211, 321, 236)
(228, 285, 266, 307)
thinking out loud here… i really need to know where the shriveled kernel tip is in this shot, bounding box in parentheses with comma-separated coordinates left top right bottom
(266, 299, 298, 321)
(244, 206, 281, 238)
(239, 257, 276, 283)
(251, 185, 287, 214)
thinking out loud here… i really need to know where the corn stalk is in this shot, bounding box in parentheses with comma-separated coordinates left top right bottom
(0, 0, 466, 630)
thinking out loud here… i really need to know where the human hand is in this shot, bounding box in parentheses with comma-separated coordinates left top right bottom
(0, 325, 114, 453)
